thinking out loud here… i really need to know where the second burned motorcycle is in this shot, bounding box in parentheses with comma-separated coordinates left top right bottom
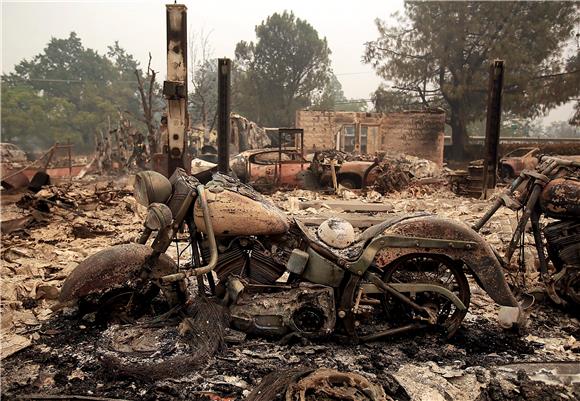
(474, 155, 580, 308)
(59, 168, 522, 343)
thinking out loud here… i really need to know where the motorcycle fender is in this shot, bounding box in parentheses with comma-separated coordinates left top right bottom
(59, 243, 178, 305)
(367, 215, 518, 307)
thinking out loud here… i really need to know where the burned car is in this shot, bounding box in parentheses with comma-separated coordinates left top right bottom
(310, 150, 379, 190)
(499, 147, 540, 179)
(230, 148, 310, 191)
(230, 148, 378, 192)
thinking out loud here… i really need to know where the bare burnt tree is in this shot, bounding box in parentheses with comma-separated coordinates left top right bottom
(189, 29, 218, 143)
(135, 53, 159, 154)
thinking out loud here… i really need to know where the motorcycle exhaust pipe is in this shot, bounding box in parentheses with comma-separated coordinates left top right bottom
(160, 185, 218, 283)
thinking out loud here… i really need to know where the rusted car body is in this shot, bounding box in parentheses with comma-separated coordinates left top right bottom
(230, 148, 378, 191)
(230, 148, 307, 189)
(320, 160, 379, 189)
(499, 147, 540, 179)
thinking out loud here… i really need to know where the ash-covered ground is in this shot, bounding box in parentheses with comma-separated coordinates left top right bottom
(1, 176, 579, 400)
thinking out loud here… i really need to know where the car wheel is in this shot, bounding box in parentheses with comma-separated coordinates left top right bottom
(338, 177, 359, 189)
(500, 165, 515, 182)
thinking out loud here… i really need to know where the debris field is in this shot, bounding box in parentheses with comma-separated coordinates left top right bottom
(1, 174, 579, 401)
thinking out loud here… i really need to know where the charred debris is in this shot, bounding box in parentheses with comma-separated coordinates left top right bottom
(2, 119, 579, 400)
(2, 154, 580, 400)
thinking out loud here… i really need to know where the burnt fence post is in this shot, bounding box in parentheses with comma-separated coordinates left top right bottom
(217, 58, 231, 175)
(482, 59, 504, 198)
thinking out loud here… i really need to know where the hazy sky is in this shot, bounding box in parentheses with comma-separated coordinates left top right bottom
(1, 0, 574, 124)
(2, 0, 403, 98)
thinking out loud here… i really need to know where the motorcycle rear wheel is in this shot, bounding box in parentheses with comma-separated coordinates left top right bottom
(382, 254, 470, 337)
(341, 254, 470, 340)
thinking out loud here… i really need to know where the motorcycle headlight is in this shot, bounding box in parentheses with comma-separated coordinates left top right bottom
(144, 203, 173, 231)
(134, 171, 172, 206)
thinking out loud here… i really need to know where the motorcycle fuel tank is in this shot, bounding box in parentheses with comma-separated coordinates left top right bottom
(193, 184, 290, 236)
(540, 178, 580, 219)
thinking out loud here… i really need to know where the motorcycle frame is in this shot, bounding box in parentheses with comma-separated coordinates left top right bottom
(157, 185, 470, 321)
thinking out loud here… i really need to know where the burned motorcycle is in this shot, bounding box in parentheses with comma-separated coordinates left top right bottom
(474, 155, 580, 307)
(59, 168, 520, 343)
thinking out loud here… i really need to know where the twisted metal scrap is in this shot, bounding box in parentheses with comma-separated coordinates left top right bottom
(285, 368, 391, 401)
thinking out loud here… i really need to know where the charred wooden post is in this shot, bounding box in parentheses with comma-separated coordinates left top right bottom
(67, 139, 72, 180)
(217, 58, 232, 174)
(164, 4, 189, 176)
(481, 60, 504, 198)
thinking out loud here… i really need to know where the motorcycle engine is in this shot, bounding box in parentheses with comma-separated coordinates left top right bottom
(545, 220, 580, 270)
(208, 226, 305, 287)
(226, 277, 336, 337)
(544, 219, 580, 305)
(203, 239, 287, 285)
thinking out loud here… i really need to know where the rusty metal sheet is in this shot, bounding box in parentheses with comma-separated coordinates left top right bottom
(1, 171, 30, 190)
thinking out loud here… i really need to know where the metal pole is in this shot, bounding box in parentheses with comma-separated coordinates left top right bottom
(481, 59, 504, 198)
(165, 4, 188, 177)
(217, 58, 231, 174)
(68, 140, 72, 180)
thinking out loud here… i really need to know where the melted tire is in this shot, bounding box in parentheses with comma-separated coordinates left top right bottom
(382, 254, 470, 337)
(97, 297, 228, 380)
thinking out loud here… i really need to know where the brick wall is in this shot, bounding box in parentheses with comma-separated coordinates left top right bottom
(379, 111, 445, 166)
(296, 109, 445, 166)
(295, 110, 338, 151)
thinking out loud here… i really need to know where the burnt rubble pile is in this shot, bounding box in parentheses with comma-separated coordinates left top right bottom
(311, 150, 374, 165)
(372, 154, 441, 194)
(1, 177, 142, 361)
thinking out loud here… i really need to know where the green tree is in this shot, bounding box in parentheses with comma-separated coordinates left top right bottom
(2, 32, 146, 152)
(1, 84, 76, 150)
(234, 11, 332, 126)
(364, 2, 579, 159)
(312, 73, 367, 112)
(544, 120, 579, 138)
(372, 85, 423, 113)
(312, 73, 343, 111)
